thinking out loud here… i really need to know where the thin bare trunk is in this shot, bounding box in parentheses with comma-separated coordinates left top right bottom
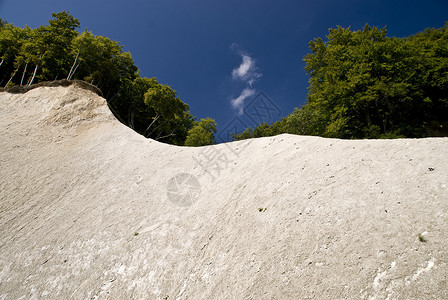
(0, 59, 4, 69)
(144, 115, 160, 136)
(146, 123, 163, 138)
(67, 50, 80, 80)
(128, 110, 134, 129)
(5, 67, 19, 87)
(28, 64, 38, 86)
(20, 63, 28, 86)
(68, 63, 80, 80)
(156, 132, 175, 141)
(146, 117, 164, 138)
(155, 130, 163, 140)
(28, 55, 42, 86)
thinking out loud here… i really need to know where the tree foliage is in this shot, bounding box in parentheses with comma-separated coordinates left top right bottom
(0, 11, 137, 96)
(234, 23, 448, 141)
(303, 23, 448, 138)
(185, 118, 217, 146)
(36, 11, 80, 81)
(0, 11, 209, 145)
(143, 83, 194, 145)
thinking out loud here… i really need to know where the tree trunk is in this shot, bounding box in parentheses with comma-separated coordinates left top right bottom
(67, 50, 80, 80)
(20, 63, 28, 86)
(156, 132, 175, 141)
(365, 110, 372, 126)
(68, 63, 80, 80)
(128, 110, 135, 129)
(5, 67, 19, 87)
(29, 64, 39, 86)
(0, 58, 4, 69)
(28, 55, 42, 86)
(144, 115, 160, 136)
(146, 115, 165, 138)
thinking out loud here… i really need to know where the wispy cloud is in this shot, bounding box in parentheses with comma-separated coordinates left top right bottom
(232, 55, 258, 85)
(231, 88, 255, 115)
(230, 44, 262, 115)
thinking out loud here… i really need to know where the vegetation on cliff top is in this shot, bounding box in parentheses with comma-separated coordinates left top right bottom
(233, 23, 448, 140)
(0, 12, 216, 146)
(1, 13, 447, 143)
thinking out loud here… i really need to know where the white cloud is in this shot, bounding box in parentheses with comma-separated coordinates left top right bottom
(232, 55, 254, 80)
(229, 44, 262, 114)
(231, 47, 262, 88)
(231, 88, 256, 115)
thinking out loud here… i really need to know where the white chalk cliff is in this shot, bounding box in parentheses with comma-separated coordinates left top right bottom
(0, 86, 447, 299)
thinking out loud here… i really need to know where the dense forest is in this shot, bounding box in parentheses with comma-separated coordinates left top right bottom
(234, 23, 448, 140)
(0, 12, 216, 146)
(1, 12, 447, 143)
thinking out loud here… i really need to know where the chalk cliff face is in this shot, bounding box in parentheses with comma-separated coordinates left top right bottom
(0, 86, 447, 299)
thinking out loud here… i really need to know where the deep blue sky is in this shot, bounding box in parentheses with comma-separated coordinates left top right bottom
(1, 0, 447, 136)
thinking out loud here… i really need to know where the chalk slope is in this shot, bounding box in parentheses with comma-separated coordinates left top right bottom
(0, 86, 447, 299)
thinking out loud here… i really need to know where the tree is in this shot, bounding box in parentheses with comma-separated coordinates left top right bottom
(15, 27, 43, 86)
(0, 23, 27, 86)
(231, 121, 283, 141)
(1, 11, 80, 86)
(36, 11, 80, 81)
(283, 105, 319, 135)
(405, 23, 448, 136)
(143, 83, 194, 144)
(71, 30, 138, 99)
(233, 23, 448, 140)
(0, 12, 214, 145)
(185, 118, 217, 146)
(304, 24, 448, 138)
(109, 76, 158, 130)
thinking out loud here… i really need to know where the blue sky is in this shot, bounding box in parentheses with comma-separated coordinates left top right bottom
(1, 0, 447, 136)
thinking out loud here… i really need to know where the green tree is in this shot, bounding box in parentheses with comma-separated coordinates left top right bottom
(283, 105, 319, 135)
(405, 23, 448, 136)
(143, 83, 194, 144)
(304, 24, 448, 138)
(109, 76, 158, 131)
(36, 11, 80, 81)
(14, 26, 42, 86)
(108, 76, 195, 145)
(0, 23, 27, 86)
(231, 127, 254, 141)
(0, 11, 200, 145)
(233, 23, 448, 140)
(70, 30, 138, 99)
(185, 118, 217, 146)
(1, 11, 80, 86)
(231, 121, 284, 141)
